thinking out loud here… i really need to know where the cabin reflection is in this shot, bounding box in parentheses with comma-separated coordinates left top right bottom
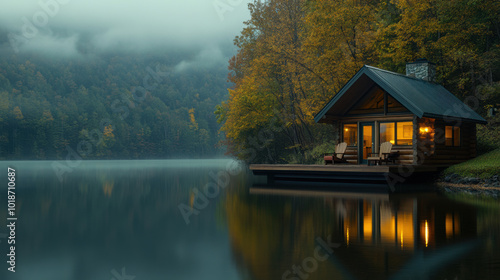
(331, 194, 476, 250)
(237, 187, 479, 279)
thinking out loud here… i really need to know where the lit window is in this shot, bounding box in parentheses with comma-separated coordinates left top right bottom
(343, 124, 357, 146)
(397, 122, 413, 145)
(380, 121, 413, 146)
(380, 123, 395, 145)
(445, 126, 460, 146)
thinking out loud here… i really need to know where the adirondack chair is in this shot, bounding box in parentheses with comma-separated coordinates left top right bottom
(324, 142, 348, 165)
(367, 142, 393, 166)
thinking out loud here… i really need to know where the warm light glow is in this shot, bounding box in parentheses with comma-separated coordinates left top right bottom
(363, 202, 373, 242)
(380, 207, 396, 244)
(346, 227, 350, 246)
(389, 140, 395, 144)
(420, 126, 431, 134)
(446, 214, 453, 239)
(345, 128, 349, 132)
(401, 231, 404, 249)
(425, 220, 429, 247)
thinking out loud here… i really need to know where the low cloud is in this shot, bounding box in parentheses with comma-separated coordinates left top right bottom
(174, 47, 226, 72)
(0, 0, 251, 63)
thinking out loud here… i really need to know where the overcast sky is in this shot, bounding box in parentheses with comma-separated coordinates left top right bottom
(0, 0, 251, 62)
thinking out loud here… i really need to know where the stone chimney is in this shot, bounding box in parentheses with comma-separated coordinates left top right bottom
(406, 58, 436, 82)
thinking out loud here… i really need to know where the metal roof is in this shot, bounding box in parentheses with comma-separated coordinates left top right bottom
(314, 65, 487, 124)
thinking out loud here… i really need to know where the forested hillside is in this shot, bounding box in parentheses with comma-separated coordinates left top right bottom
(216, 0, 500, 163)
(0, 52, 229, 159)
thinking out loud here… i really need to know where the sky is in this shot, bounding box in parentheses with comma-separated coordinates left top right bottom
(0, 0, 252, 64)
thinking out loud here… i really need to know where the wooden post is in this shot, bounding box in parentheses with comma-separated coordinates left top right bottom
(413, 116, 418, 165)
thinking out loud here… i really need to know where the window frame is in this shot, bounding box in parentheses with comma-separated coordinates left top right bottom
(445, 125, 461, 147)
(342, 123, 358, 147)
(345, 86, 410, 117)
(379, 120, 414, 146)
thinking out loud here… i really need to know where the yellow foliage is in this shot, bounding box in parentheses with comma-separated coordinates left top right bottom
(217, 0, 499, 162)
(13, 106, 24, 120)
(42, 110, 54, 122)
(102, 125, 115, 148)
(188, 108, 198, 130)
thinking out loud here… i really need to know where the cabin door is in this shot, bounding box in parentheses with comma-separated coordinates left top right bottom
(359, 122, 374, 164)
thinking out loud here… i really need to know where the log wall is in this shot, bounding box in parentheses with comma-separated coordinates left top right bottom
(344, 146, 358, 164)
(418, 118, 477, 166)
(331, 116, 477, 166)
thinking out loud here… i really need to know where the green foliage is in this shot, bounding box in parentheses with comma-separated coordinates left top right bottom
(0, 53, 228, 159)
(304, 140, 337, 164)
(477, 114, 500, 154)
(443, 148, 500, 178)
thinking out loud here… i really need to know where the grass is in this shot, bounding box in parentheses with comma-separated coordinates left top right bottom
(442, 148, 500, 178)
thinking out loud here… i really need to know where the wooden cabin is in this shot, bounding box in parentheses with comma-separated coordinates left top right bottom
(314, 59, 487, 166)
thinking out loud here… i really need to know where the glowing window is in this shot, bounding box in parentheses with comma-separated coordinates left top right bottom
(445, 126, 460, 146)
(343, 124, 358, 146)
(380, 123, 395, 145)
(380, 122, 413, 146)
(397, 122, 413, 145)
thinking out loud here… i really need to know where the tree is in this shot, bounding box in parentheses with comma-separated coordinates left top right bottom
(217, 0, 499, 163)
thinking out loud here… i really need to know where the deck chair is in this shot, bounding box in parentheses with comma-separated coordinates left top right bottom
(367, 142, 393, 166)
(324, 142, 348, 165)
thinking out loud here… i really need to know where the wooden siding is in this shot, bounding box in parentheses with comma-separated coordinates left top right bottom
(332, 116, 477, 166)
(392, 146, 414, 165)
(339, 115, 415, 165)
(415, 117, 436, 165)
(418, 118, 477, 166)
(345, 146, 358, 164)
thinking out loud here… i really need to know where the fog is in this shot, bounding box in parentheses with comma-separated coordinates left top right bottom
(0, 0, 251, 62)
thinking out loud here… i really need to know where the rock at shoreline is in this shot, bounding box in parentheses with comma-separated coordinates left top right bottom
(468, 178, 480, 184)
(442, 173, 498, 186)
(444, 173, 460, 183)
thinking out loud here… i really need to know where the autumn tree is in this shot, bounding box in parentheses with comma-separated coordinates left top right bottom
(217, 0, 499, 163)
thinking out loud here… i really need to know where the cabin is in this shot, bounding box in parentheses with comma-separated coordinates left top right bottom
(314, 59, 487, 166)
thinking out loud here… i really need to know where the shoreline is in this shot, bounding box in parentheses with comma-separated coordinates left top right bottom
(435, 171, 500, 198)
(436, 182, 500, 198)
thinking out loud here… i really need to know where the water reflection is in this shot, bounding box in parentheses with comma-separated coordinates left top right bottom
(0, 160, 242, 280)
(0, 161, 498, 280)
(225, 185, 497, 280)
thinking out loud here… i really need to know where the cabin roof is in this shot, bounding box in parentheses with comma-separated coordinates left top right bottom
(314, 65, 487, 124)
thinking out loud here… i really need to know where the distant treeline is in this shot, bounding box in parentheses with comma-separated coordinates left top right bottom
(216, 0, 500, 163)
(0, 53, 229, 159)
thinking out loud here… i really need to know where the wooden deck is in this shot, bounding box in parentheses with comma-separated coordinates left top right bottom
(250, 164, 444, 185)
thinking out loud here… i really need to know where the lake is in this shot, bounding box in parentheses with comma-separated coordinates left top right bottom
(0, 159, 499, 280)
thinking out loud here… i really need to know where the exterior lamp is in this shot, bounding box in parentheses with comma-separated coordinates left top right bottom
(419, 126, 431, 134)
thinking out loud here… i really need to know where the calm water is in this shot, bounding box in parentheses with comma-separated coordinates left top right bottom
(0, 160, 499, 280)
